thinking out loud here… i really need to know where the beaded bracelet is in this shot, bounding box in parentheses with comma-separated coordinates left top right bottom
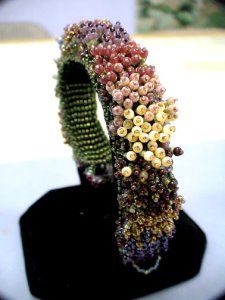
(55, 19, 184, 274)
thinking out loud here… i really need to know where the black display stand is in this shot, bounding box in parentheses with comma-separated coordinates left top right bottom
(20, 175, 206, 300)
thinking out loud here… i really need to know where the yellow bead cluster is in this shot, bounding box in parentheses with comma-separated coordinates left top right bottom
(116, 98, 178, 174)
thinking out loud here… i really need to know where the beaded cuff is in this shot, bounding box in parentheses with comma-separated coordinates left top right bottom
(55, 19, 184, 274)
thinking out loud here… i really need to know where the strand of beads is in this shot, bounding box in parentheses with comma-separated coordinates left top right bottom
(57, 19, 184, 271)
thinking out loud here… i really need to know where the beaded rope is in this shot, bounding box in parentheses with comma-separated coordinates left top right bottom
(55, 19, 184, 273)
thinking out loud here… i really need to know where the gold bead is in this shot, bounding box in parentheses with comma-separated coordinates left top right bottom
(158, 102, 165, 111)
(151, 157, 162, 169)
(140, 150, 146, 157)
(123, 109, 134, 119)
(139, 132, 150, 143)
(167, 97, 177, 105)
(140, 170, 148, 182)
(126, 151, 137, 161)
(163, 124, 176, 134)
(123, 119, 133, 129)
(147, 141, 158, 152)
(117, 127, 127, 137)
(162, 156, 173, 167)
(159, 132, 170, 143)
(132, 126, 142, 137)
(144, 151, 154, 161)
(155, 147, 166, 158)
(141, 122, 151, 133)
(136, 105, 147, 115)
(156, 111, 167, 122)
(127, 132, 138, 142)
(152, 122, 163, 132)
(133, 116, 144, 126)
(132, 142, 143, 153)
(149, 131, 159, 141)
(121, 166, 132, 177)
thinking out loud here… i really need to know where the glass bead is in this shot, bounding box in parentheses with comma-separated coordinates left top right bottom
(136, 105, 147, 115)
(139, 133, 150, 143)
(162, 156, 173, 167)
(144, 151, 154, 161)
(155, 147, 166, 159)
(140, 170, 148, 181)
(127, 132, 138, 142)
(138, 86, 148, 96)
(151, 157, 161, 169)
(114, 63, 123, 73)
(163, 124, 176, 134)
(148, 104, 159, 114)
(112, 90, 123, 102)
(131, 126, 142, 137)
(129, 92, 139, 102)
(133, 116, 144, 126)
(141, 122, 151, 133)
(123, 98, 133, 109)
(140, 74, 150, 84)
(121, 86, 131, 97)
(152, 122, 163, 132)
(123, 119, 133, 129)
(132, 142, 143, 153)
(129, 80, 139, 91)
(129, 73, 140, 81)
(139, 96, 150, 106)
(117, 126, 127, 137)
(156, 111, 167, 122)
(123, 109, 134, 119)
(126, 151, 137, 161)
(120, 76, 130, 86)
(112, 105, 123, 116)
(157, 102, 165, 111)
(149, 131, 159, 141)
(167, 97, 177, 105)
(121, 166, 132, 177)
(144, 111, 154, 122)
(159, 133, 170, 143)
(106, 81, 115, 93)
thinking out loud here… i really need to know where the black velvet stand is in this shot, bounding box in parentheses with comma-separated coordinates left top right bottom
(20, 170, 206, 300)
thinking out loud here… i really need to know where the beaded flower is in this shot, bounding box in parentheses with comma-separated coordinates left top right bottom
(55, 19, 184, 274)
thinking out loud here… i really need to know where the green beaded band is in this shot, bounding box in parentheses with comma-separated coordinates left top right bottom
(56, 60, 112, 183)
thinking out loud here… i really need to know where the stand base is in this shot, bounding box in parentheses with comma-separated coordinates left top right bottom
(20, 184, 206, 299)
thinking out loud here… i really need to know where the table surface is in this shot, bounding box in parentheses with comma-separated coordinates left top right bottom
(0, 32, 225, 300)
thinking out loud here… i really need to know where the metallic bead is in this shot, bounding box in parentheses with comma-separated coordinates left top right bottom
(149, 131, 159, 141)
(155, 147, 166, 159)
(159, 132, 170, 143)
(132, 126, 142, 137)
(133, 116, 144, 126)
(151, 157, 162, 169)
(152, 122, 162, 132)
(139, 132, 150, 143)
(141, 122, 151, 133)
(126, 151, 137, 161)
(124, 108, 134, 119)
(127, 132, 138, 142)
(117, 127, 127, 137)
(123, 119, 133, 129)
(162, 156, 173, 167)
(136, 105, 147, 115)
(144, 151, 154, 161)
(147, 141, 158, 152)
(121, 166, 132, 177)
(132, 142, 143, 153)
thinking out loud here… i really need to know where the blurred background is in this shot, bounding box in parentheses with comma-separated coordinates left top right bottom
(0, 0, 225, 300)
